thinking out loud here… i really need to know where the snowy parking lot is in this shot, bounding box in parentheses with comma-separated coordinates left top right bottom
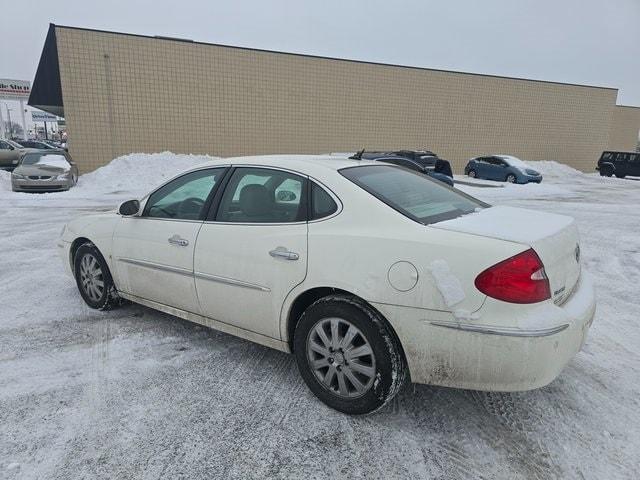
(1, 154, 639, 479)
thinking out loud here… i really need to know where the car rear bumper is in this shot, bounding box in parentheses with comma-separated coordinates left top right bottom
(372, 273, 595, 391)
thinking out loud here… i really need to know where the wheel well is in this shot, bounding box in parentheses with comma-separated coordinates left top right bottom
(287, 287, 350, 349)
(69, 237, 92, 270)
(286, 288, 409, 374)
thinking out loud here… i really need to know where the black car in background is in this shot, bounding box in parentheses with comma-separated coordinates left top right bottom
(597, 151, 640, 178)
(361, 151, 454, 186)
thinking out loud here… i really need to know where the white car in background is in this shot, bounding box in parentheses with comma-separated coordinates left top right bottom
(59, 155, 595, 414)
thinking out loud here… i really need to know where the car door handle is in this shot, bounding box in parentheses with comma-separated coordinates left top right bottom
(168, 235, 189, 247)
(269, 247, 299, 260)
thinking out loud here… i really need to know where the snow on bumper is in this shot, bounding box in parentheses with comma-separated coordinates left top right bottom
(373, 273, 596, 391)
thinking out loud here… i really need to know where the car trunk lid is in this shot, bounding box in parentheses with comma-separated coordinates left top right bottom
(432, 206, 581, 305)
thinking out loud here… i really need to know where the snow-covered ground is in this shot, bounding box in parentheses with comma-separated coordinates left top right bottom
(1, 154, 639, 479)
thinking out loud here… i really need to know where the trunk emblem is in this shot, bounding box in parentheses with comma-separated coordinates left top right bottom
(575, 244, 581, 263)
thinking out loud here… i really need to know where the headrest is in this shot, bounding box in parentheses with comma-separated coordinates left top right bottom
(239, 184, 273, 217)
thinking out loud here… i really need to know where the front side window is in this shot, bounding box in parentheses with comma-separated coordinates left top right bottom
(0, 141, 12, 150)
(143, 168, 224, 220)
(341, 165, 486, 225)
(216, 167, 306, 223)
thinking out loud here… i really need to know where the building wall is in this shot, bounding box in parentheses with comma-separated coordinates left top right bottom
(608, 106, 640, 152)
(55, 26, 623, 173)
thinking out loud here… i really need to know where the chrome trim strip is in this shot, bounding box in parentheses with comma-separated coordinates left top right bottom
(430, 321, 570, 337)
(194, 271, 271, 292)
(117, 257, 193, 277)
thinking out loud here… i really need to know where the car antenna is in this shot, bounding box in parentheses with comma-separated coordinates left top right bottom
(349, 148, 365, 160)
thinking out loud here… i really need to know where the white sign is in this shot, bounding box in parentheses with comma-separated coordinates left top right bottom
(31, 111, 58, 122)
(0, 79, 31, 100)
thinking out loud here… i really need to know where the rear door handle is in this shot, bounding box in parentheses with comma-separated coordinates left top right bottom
(168, 235, 189, 247)
(269, 247, 299, 260)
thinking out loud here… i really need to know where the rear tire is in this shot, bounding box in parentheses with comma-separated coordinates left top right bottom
(293, 295, 407, 415)
(506, 174, 517, 183)
(74, 243, 120, 310)
(615, 173, 626, 179)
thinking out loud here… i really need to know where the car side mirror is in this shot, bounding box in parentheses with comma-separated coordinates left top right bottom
(119, 199, 140, 216)
(276, 190, 297, 202)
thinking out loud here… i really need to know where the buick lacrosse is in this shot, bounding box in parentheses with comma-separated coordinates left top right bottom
(59, 155, 596, 414)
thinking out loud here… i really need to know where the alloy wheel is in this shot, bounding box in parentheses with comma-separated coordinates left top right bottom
(306, 317, 377, 398)
(79, 253, 105, 302)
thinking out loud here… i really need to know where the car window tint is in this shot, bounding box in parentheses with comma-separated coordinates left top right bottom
(217, 167, 306, 223)
(341, 165, 485, 225)
(311, 182, 338, 220)
(144, 168, 223, 220)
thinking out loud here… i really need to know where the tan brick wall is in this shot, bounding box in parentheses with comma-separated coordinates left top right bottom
(56, 26, 621, 173)
(608, 106, 640, 152)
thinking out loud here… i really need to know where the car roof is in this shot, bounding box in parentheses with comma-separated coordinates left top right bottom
(198, 154, 381, 176)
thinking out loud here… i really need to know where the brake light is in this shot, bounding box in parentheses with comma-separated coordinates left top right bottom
(475, 249, 551, 304)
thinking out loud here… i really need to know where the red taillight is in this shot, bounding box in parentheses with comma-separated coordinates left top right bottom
(475, 249, 551, 304)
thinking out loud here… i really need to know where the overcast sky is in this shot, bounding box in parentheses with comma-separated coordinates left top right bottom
(2, 0, 640, 105)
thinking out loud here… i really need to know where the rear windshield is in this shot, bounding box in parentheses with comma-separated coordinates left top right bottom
(340, 165, 487, 224)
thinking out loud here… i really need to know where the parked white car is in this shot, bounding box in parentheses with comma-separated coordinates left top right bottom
(59, 155, 596, 414)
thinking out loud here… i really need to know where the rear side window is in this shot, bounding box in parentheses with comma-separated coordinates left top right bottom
(340, 165, 486, 225)
(216, 167, 306, 223)
(310, 183, 338, 220)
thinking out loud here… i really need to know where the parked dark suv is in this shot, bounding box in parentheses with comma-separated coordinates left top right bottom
(362, 150, 454, 185)
(597, 151, 640, 178)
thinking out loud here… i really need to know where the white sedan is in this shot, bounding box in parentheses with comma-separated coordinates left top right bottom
(59, 155, 596, 414)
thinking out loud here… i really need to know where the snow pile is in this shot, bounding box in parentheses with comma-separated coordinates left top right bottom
(0, 169, 11, 193)
(73, 152, 219, 198)
(526, 161, 586, 180)
(0, 151, 220, 203)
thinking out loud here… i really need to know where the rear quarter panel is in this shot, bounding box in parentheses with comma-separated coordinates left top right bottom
(281, 184, 527, 338)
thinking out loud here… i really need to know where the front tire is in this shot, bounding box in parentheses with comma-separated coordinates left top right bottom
(74, 243, 119, 310)
(468, 169, 477, 178)
(293, 295, 407, 415)
(600, 165, 614, 177)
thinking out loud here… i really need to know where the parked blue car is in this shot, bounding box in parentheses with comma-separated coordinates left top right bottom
(464, 155, 542, 184)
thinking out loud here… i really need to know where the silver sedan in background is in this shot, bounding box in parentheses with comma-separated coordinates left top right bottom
(11, 151, 79, 192)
